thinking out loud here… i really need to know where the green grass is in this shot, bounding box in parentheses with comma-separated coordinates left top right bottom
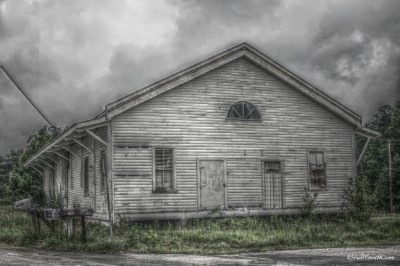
(1, 205, 400, 254)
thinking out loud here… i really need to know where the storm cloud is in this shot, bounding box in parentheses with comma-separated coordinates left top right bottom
(0, 0, 399, 155)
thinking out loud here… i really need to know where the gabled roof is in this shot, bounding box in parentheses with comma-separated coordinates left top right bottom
(103, 43, 362, 127)
(25, 42, 380, 166)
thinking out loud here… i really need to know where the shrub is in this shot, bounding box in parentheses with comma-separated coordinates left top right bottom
(342, 176, 376, 221)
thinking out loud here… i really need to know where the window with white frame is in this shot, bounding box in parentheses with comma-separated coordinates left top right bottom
(308, 150, 326, 189)
(154, 148, 175, 192)
(226, 101, 261, 120)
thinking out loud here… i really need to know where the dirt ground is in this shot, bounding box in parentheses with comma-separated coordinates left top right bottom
(0, 245, 399, 265)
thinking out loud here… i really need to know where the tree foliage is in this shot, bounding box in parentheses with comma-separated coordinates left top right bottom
(361, 101, 400, 212)
(0, 126, 61, 204)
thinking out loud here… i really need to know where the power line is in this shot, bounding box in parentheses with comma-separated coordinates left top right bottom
(0, 66, 54, 127)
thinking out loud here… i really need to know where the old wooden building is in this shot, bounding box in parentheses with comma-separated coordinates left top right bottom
(25, 43, 379, 222)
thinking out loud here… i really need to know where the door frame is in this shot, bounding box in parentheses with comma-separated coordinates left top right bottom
(262, 159, 285, 209)
(196, 157, 227, 210)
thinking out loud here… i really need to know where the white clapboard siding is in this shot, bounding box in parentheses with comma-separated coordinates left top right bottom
(68, 143, 81, 204)
(112, 57, 355, 215)
(39, 126, 109, 216)
(93, 126, 109, 213)
(67, 137, 93, 208)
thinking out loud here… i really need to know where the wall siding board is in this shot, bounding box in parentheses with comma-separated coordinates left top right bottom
(109, 58, 354, 215)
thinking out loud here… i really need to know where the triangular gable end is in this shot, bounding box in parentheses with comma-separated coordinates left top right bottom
(105, 42, 362, 129)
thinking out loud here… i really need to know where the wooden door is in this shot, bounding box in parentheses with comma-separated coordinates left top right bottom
(264, 161, 283, 209)
(198, 159, 226, 210)
(61, 160, 69, 207)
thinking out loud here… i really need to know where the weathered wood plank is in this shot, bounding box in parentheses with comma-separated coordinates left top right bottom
(111, 58, 355, 215)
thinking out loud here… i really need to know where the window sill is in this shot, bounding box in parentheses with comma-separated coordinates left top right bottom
(225, 118, 262, 122)
(152, 189, 178, 194)
(309, 188, 328, 192)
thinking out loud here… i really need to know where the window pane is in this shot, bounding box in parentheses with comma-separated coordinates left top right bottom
(163, 170, 173, 187)
(227, 107, 236, 118)
(155, 170, 164, 188)
(156, 149, 173, 169)
(316, 152, 324, 165)
(243, 102, 252, 118)
(232, 104, 243, 118)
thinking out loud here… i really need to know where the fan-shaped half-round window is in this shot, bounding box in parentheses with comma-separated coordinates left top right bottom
(227, 101, 261, 120)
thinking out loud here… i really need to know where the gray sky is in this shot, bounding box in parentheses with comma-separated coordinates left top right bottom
(0, 0, 399, 156)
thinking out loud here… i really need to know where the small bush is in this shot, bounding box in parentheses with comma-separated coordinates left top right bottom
(301, 187, 318, 218)
(342, 176, 376, 222)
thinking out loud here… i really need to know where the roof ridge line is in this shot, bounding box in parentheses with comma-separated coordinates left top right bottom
(106, 42, 248, 111)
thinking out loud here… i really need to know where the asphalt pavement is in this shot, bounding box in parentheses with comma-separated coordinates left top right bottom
(0, 245, 399, 265)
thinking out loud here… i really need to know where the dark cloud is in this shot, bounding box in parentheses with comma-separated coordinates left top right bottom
(173, 0, 400, 120)
(306, 0, 400, 118)
(0, 0, 399, 155)
(3, 47, 60, 89)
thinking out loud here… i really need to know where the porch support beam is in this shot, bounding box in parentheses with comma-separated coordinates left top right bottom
(71, 138, 93, 154)
(45, 156, 58, 164)
(357, 137, 371, 166)
(32, 164, 45, 170)
(85, 129, 109, 147)
(31, 166, 43, 175)
(53, 151, 70, 162)
(355, 131, 372, 139)
(39, 159, 54, 169)
(61, 145, 80, 159)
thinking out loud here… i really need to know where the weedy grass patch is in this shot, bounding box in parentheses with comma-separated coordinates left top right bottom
(1, 205, 400, 254)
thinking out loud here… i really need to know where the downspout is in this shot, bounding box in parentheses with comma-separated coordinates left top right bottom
(105, 152, 113, 237)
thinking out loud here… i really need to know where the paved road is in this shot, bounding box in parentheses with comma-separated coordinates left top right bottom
(0, 246, 399, 265)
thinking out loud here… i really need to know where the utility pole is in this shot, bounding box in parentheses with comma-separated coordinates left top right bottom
(0, 66, 54, 126)
(388, 140, 393, 214)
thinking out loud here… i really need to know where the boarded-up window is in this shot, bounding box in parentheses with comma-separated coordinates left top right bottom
(308, 151, 326, 189)
(154, 148, 174, 192)
(227, 101, 261, 120)
(100, 150, 107, 192)
(83, 156, 89, 195)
